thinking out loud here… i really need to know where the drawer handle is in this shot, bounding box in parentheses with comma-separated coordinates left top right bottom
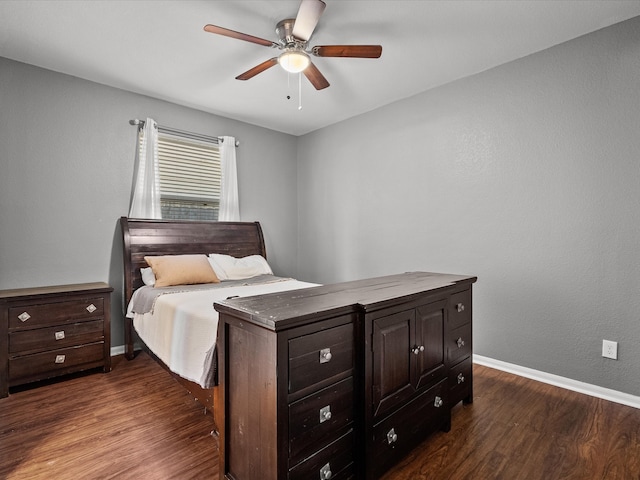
(411, 345, 425, 355)
(86, 303, 97, 313)
(55, 354, 66, 364)
(55, 330, 66, 341)
(456, 337, 465, 348)
(319, 405, 332, 423)
(387, 428, 398, 444)
(457, 372, 465, 384)
(319, 348, 332, 364)
(456, 303, 465, 313)
(434, 396, 444, 408)
(18, 312, 31, 322)
(320, 462, 332, 480)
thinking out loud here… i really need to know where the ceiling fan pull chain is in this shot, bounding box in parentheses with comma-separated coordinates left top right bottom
(298, 72, 302, 110)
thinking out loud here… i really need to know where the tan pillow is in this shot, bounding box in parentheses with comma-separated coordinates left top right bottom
(144, 254, 219, 287)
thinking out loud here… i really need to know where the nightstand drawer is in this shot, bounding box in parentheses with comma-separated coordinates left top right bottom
(447, 323, 472, 364)
(9, 297, 104, 330)
(289, 321, 353, 394)
(289, 377, 354, 465)
(448, 289, 471, 330)
(9, 320, 104, 355)
(9, 342, 105, 384)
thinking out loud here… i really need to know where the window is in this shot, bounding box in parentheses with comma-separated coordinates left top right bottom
(156, 130, 221, 221)
(130, 119, 237, 222)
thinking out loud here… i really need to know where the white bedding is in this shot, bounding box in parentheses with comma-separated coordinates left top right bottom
(128, 278, 317, 388)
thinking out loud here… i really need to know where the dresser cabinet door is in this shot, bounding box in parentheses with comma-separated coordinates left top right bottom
(372, 309, 415, 418)
(414, 300, 446, 390)
(372, 299, 447, 418)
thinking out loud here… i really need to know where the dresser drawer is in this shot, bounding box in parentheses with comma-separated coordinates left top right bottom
(447, 323, 472, 364)
(372, 379, 449, 475)
(9, 342, 105, 384)
(449, 357, 472, 406)
(448, 289, 471, 330)
(9, 320, 104, 355)
(9, 297, 105, 330)
(289, 377, 354, 465)
(288, 428, 354, 480)
(289, 321, 353, 394)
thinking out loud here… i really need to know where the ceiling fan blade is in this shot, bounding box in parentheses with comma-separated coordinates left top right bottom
(204, 24, 278, 48)
(236, 58, 279, 81)
(303, 62, 330, 90)
(312, 45, 382, 58)
(292, 0, 326, 41)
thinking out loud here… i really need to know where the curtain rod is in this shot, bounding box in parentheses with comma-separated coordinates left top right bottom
(129, 119, 239, 147)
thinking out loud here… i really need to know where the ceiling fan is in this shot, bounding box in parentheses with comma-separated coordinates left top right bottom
(204, 0, 382, 90)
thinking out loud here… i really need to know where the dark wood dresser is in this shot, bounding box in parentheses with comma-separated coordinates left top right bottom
(0, 282, 112, 398)
(214, 272, 476, 479)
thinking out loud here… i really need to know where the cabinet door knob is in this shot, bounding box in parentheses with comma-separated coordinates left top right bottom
(319, 405, 332, 423)
(55, 330, 66, 340)
(411, 345, 425, 355)
(55, 354, 66, 364)
(86, 303, 97, 313)
(456, 303, 465, 312)
(18, 312, 31, 322)
(387, 428, 398, 444)
(434, 396, 444, 408)
(456, 337, 465, 348)
(319, 348, 332, 363)
(457, 372, 465, 384)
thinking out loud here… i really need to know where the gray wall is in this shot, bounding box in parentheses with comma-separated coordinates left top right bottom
(2, 16, 639, 397)
(0, 57, 299, 347)
(296, 17, 640, 395)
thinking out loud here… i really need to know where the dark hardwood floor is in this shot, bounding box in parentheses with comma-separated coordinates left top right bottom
(381, 366, 640, 480)
(0, 353, 218, 479)
(1, 353, 638, 479)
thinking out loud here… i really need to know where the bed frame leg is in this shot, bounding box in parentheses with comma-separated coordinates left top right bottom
(124, 316, 135, 360)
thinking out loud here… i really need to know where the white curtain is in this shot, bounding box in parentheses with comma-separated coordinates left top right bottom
(129, 118, 161, 219)
(218, 136, 240, 221)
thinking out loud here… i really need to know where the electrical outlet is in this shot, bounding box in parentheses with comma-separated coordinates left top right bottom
(602, 340, 618, 360)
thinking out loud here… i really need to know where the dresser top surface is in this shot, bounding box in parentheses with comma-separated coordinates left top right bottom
(0, 282, 113, 301)
(214, 271, 476, 330)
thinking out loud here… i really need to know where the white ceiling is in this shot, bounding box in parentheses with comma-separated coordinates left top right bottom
(1, 1, 639, 136)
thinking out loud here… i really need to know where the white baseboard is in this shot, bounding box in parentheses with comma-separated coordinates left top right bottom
(110, 345, 126, 356)
(109, 345, 638, 409)
(474, 354, 640, 410)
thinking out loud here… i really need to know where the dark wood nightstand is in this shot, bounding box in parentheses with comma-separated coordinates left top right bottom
(0, 282, 112, 398)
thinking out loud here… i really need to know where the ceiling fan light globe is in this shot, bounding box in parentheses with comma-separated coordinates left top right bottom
(278, 51, 310, 73)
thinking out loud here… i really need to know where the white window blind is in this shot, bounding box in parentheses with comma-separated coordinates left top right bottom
(157, 132, 221, 221)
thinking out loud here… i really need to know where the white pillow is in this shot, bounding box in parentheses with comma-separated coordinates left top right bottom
(141, 267, 156, 286)
(208, 254, 273, 281)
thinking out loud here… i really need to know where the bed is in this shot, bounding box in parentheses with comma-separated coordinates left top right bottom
(119, 216, 315, 424)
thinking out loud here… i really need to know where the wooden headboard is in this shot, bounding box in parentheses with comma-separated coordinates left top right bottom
(120, 217, 266, 308)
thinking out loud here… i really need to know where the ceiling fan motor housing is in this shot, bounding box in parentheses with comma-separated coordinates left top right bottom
(276, 19, 306, 47)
